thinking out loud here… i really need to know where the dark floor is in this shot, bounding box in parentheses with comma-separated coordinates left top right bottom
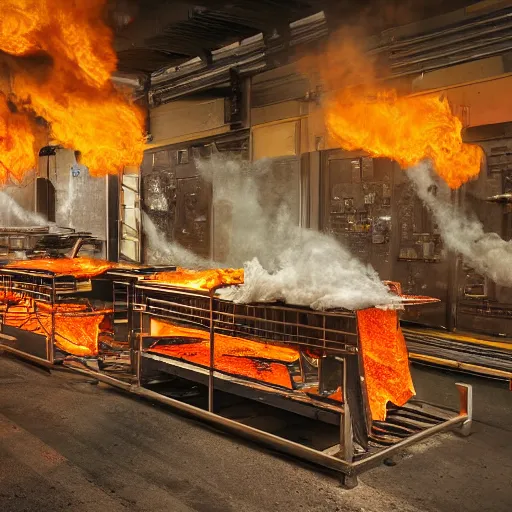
(0, 355, 511, 512)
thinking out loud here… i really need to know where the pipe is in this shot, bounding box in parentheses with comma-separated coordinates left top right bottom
(383, 11, 512, 50)
(390, 34, 512, 70)
(0, 345, 53, 368)
(351, 413, 467, 474)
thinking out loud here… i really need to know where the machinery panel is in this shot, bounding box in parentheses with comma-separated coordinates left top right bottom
(391, 169, 450, 328)
(321, 151, 393, 280)
(456, 134, 512, 337)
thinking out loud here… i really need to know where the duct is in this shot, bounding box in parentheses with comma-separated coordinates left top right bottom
(149, 5, 512, 105)
(149, 12, 327, 105)
(374, 7, 512, 79)
(111, 72, 145, 91)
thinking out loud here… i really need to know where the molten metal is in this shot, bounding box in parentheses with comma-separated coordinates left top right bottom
(3, 297, 109, 357)
(357, 308, 415, 421)
(149, 318, 297, 389)
(0, 258, 424, 419)
(4, 257, 120, 279)
(149, 267, 245, 292)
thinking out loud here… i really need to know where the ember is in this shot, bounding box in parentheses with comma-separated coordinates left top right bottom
(0, 0, 145, 183)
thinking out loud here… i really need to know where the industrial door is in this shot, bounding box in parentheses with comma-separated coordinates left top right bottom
(119, 168, 141, 263)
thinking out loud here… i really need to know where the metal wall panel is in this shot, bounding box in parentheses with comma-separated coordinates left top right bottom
(391, 167, 451, 328)
(149, 98, 228, 148)
(251, 63, 310, 108)
(252, 120, 299, 160)
(321, 151, 394, 280)
(47, 148, 108, 253)
(455, 129, 512, 336)
(443, 75, 512, 128)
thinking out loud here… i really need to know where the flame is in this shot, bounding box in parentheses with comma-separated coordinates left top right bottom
(326, 88, 483, 189)
(149, 267, 245, 292)
(0, 94, 39, 183)
(0, 0, 145, 183)
(303, 35, 483, 189)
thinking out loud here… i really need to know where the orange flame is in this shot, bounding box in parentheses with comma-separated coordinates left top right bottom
(0, 0, 145, 183)
(304, 35, 483, 189)
(0, 94, 38, 183)
(326, 88, 483, 189)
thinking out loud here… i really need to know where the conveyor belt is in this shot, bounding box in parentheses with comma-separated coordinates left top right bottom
(403, 326, 512, 380)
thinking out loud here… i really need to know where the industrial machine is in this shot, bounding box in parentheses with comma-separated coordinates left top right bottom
(0, 226, 104, 262)
(0, 258, 472, 487)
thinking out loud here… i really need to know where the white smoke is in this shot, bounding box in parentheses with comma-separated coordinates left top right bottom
(142, 153, 396, 310)
(408, 162, 512, 287)
(197, 154, 395, 310)
(142, 211, 216, 269)
(0, 191, 49, 227)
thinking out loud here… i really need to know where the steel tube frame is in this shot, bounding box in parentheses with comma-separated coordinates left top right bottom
(49, 364, 472, 480)
(0, 276, 474, 484)
(0, 323, 473, 482)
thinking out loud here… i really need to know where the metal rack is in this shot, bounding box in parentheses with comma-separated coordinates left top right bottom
(131, 281, 472, 487)
(0, 264, 473, 486)
(0, 268, 111, 366)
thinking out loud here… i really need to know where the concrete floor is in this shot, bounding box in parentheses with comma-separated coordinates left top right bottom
(0, 355, 510, 512)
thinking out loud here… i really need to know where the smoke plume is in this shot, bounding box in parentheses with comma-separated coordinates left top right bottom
(142, 212, 215, 270)
(199, 154, 394, 310)
(0, 190, 49, 227)
(408, 162, 512, 287)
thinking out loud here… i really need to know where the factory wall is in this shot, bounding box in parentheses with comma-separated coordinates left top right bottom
(138, 1, 512, 337)
(244, 49, 512, 336)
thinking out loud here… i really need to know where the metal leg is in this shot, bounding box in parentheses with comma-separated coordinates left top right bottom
(340, 360, 358, 488)
(455, 383, 473, 437)
(340, 473, 358, 489)
(208, 295, 214, 413)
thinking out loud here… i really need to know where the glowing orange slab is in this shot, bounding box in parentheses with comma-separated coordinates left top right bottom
(149, 318, 298, 388)
(4, 258, 121, 279)
(2, 299, 110, 357)
(357, 308, 415, 421)
(148, 267, 244, 292)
